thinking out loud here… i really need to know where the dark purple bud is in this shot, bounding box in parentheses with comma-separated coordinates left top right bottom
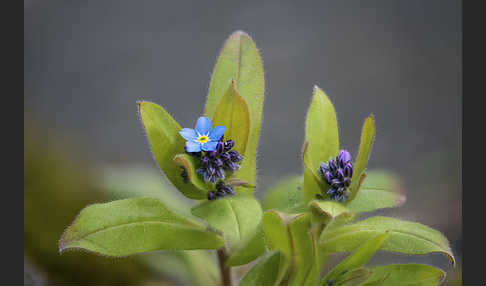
(225, 160, 240, 172)
(213, 158, 223, 167)
(328, 159, 337, 172)
(224, 140, 234, 151)
(343, 177, 351, 187)
(337, 150, 351, 166)
(207, 191, 216, 200)
(216, 141, 224, 153)
(332, 179, 344, 188)
(343, 163, 353, 177)
(220, 152, 231, 161)
(327, 188, 336, 195)
(320, 162, 329, 173)
(207, 164, 215, 175)
(324, 172, 333, 184)
(207, 150, 217, 158)
(215, 168, 225, 180)
(202, 156, 210, 165)
(336, 169, 344, 179)
(180, 167, 188, 183)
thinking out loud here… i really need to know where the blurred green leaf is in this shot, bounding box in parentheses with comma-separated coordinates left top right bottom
(319, 216, 455, 265)
(333, 268, 372, 286)
(262, 175, 305, 213)
(319, 233, 388, 286)
(138, 101, 205, 199)
(191, 194, 264, 264)
(212, 80, 250, 156)
(60, 197, 224, 256)
(205, 31, 264, 187)
(142, 250, 220, 286)
(303, 86, 339, 203)
(346, 170, 405, 213)
(239, 251, 287, 286)
(348, 115, 375, 202)
(96, 164, 193, 216)
(309, 200, 354, 228)
(174, 153, 213, 195)
(360, 264, 445, 286)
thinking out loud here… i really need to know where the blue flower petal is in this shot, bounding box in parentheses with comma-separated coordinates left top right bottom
(208, 126, 226, 141)
(202, 141, 218, 152)
(195, 116, 212, 135)
(186, 141, 202, 152)
(179, 128, 198, 141)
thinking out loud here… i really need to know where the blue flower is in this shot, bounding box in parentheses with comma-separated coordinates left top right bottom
(179, 117, 226, 152)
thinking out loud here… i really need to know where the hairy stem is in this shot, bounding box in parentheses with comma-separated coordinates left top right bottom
(217, 248, 232, 286)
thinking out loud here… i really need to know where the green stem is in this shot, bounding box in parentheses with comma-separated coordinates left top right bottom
(217, 248, 232, 286)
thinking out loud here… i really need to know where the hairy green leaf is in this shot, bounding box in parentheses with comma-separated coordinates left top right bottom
(205, 31, 264, 186)
(348, 115, 375, 202)
(212, 80, 250, 156)
(239, 251, 287, 286)
(319, 216, 455, 265)
(262, 175, 305, 213)
(59, 198, 224, 256)
(303, 86, 339, 203)
(319, 233, 388, 286)
(361, 264, 445, 286)
(191, 194, 263, 261)
(138, 101, 204, 199)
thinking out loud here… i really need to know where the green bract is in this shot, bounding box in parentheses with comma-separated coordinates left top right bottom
(60, 31, 455, 286)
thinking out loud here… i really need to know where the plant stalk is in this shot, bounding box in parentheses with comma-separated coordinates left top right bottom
(217, 248, 232, 286)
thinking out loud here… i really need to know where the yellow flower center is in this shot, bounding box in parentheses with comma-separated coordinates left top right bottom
(197, 135, 209, 144)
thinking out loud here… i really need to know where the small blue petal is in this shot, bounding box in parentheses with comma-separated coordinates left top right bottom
(186, 141, 202, 152)
(179, 128, 198, 141)
(202, 141, 218, 151)
(209, 126, 226, 141)
(195, 117, 212, 135)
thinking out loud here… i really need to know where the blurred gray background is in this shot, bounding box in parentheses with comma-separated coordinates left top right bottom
(24, 0, 461, 276)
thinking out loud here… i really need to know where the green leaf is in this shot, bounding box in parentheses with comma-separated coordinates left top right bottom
(303, 86, 339, 204)
(361, 264, 445, 286)
(346, 170, 405, 213)
(319, 233, 389, 286)
(319, 216, 455, 265)
(309, 200, 354, 227)
(212, 80, 250, 156)
(262, 211, 319, 286)
(190, 194, 263, 262)
(333, 268, 372, 286)
(262, 175, 305, 213)
(239, 251, 287, 286)
(288, 214, 320, 286)
(138, 101, 204, 199)
(348, 115, 375, 202)
(173, 153, 213, 195)
(205, 31, 265, 186)
(225, 224, 266, 266)
(59, 197, 224, 256)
